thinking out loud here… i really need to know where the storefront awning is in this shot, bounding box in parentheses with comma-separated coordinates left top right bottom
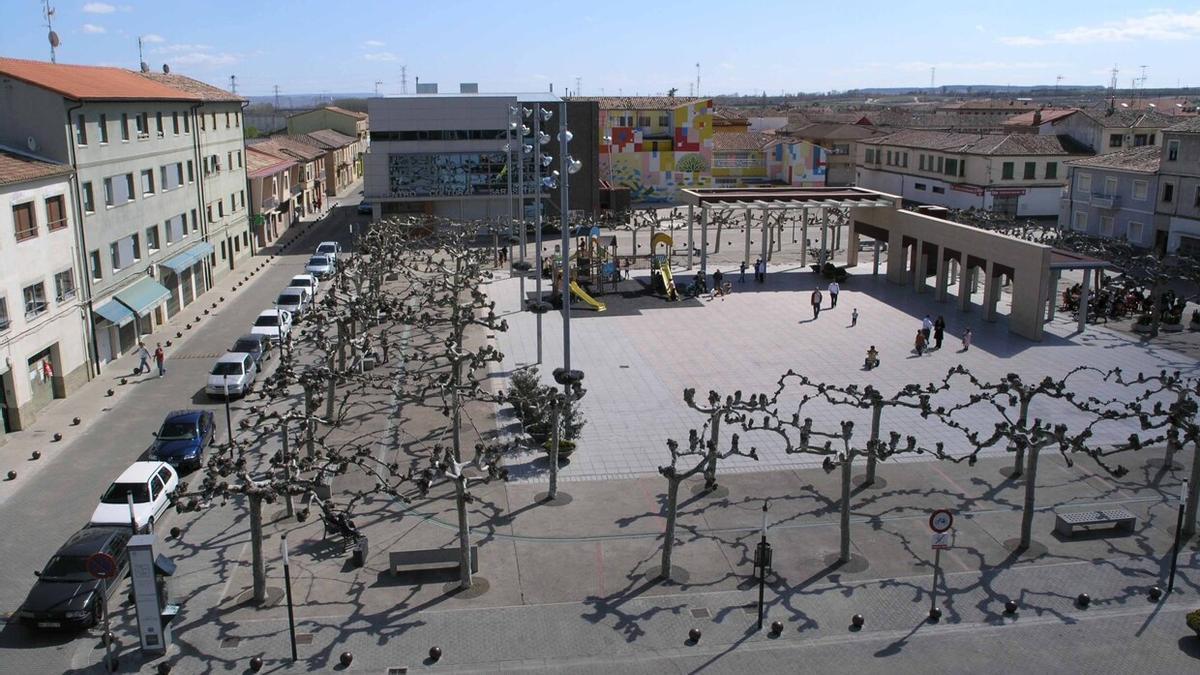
(114, 277, 171, 316)
(93, 299, 135, 326)
(159, 242, 214, 273)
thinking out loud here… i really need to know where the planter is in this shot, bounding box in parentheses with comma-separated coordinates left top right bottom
(540, 439, 577, 458)
(1187, 609, 1200, 637)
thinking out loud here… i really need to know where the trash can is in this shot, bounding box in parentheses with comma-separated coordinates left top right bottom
(351, 536, 368, 567)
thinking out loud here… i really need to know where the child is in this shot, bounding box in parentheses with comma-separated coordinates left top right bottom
(961, 328, 973, 352)
(915, 330, 927, 356)
(864, 345, 879, 370)
(851, 308, 859, 326)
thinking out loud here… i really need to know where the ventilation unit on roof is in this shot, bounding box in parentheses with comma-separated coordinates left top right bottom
(415, 82, 438, 94)
(459, 83, 478, 94)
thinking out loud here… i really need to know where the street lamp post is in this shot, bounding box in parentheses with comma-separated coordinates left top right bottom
(280, 534, 298, 662)
(223, 373, 232, 441)
(1168, 478, 1188, 593)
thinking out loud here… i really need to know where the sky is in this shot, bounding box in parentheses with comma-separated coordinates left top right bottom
(1, 1, 1198, 97)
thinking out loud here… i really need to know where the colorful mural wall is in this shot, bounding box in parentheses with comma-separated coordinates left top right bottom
(766, 140, 828, 186)
(599, 99, 714, 204)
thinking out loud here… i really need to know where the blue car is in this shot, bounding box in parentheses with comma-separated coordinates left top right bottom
(145, 410, 216, 472)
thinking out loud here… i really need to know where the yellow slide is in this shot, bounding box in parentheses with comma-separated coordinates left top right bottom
(660, 260, 679, 301)
(569, 281, 606, 312)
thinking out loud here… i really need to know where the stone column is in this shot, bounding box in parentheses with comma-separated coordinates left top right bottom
(687, 204, 695, 270)
(913, 240, 925, 292)
(819, 208, 829, 265)
(801, 210, 809, 267)
(872, 240, 881, 277)
(983, 260, 998, 322)
(743, 208, 752, 267)
(1046, 269, 1061, 321)
(958, 253, 971, 312)
(1077, 268, 1091, 332)
(760, 207, 770, 278)
(700, 206, 708, 279)
(934, 248, 948, 302)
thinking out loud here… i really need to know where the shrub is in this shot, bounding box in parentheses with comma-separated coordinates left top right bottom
(1188, 608, 1200, 634)
(505, 367, 586, 448)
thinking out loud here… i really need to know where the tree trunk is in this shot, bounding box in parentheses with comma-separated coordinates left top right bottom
(455, 477, 473, 589)
(548, 401, 561, 499)
(337, 320, 347, 372)
(1011, 398, 1030, 477)
(281, 419, 294, 518)
(249, 493, 266, 604)
(304, 389, 315, 459)
(703, 412, 722, 491)
(1150, 278, 1164, 338)
(864, 403, 882, 485)
(1018, 444, 1041, 549)
(325, 353, 336, 421)
(840, 454, 853, 563)
(660, 476, 681, 579)
(1186, 438, 1200, 537)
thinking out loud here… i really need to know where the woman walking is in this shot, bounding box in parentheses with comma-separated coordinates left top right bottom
(914, 329, 927, 356)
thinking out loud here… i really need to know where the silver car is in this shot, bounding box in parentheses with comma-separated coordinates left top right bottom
(275, 288, 311, 317)
(305, 255, 335, 279)
(206, 352, 258, 398)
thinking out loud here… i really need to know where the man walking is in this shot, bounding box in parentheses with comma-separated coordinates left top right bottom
(135, 341, 151, 375)
(153, 342, 166, 378)
(933, 315, 946, 350)
(739, 260, 748, 283)
(810, 287, 823, 319)
(921, 314, 933, 341)
(828, 280, 840, 308)
(380, 331, 390, 363)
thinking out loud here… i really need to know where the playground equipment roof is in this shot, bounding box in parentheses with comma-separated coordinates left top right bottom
(679, 186, 896, 210)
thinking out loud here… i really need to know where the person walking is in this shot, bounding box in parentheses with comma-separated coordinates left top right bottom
(810, 287, 823, 319)
(851, 308, 859, 326)
(153, 342, 166, 378)
(921, 314, 933, 341)
(712, 269, 725, 298)
(135, 341, 151, 375)
(914, 329, 927, 356)
(754, 258, 764, 283)
(739, 260, 748, 283)
(828, 280, 840, 308)
(961, 328, 973, 352)
(933, 315, 946, 350)
(380, 331, 390, 363)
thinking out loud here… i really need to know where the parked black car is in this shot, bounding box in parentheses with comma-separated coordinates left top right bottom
(145, 409, 216, 472)
(16, 527, 131, 630)
(230, 333, 271, 370)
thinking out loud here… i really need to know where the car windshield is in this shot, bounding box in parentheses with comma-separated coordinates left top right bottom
(158, 421, 197, 440)
(308, 256, 328, 266)
(289, 278, 312, 288)
(233, 339, 261, 353)
(276, 293, 301, 305)
(211, 362, 244, 376)
(100, 482, 150, 504)
(317, 244, 336, 254)
(254, 315, 280, 327)
(41, 554, 91, 581)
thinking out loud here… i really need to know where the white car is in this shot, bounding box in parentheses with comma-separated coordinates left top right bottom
(315, 241, 341, 260)
(89, 462, 179, 532)
(206, 352, 259, 398)
(250, 308, 292, 344)
(305, 255, 335, 279)
(275, 288, 311, 318)
(287, 273, 320, 297)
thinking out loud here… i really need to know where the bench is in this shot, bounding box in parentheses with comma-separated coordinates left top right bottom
(390, 546, 478, 576)
(318, 504, 361, 550)
(1054, 508, 1137, 537)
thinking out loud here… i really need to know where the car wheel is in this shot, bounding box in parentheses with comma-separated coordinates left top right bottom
(90, 596, 103, 627)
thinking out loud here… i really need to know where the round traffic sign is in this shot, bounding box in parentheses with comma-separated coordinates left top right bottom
(929, 509, 954, 533)
(86, 552, 118, 580)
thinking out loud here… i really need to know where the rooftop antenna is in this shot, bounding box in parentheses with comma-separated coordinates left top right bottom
(43, 1, 59, 64)
(1108, 64, 1119, 113)
(400, 65, 407, 94)
(374, 80, 382, 96)
(575, 76, 582, 97)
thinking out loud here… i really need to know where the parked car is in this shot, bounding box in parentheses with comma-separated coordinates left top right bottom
(305, 255, 335, 279)
(356, 202, 372, 215)
(206, 352, 259, 399)
(315, 241, 342, 260)
(16, 526, 131, 630)
(275, 287, 311, 318)
(145, 409, 216, 472)
(250, 309, 292, 344)
(287, 273, 320, 297)
(230, 333, 270, 370)
(89, 462, 179, 532)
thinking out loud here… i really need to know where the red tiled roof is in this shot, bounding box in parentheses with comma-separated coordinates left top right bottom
(862, 129, 1091, 155)
(138, 72, 245, 102)
(293, 130, 357, 150)
(321, 105, 367, 120)
(1002, 109, 1081, 126)
(246, 146, 295, 178)
(571, 96, 705, 110)
(1066, 145, 1161, 173)
(0, 147, 73, 186)
(0, 57, 199, 101)
(712, 132, 774, 151)
(248, 136, 325, 162)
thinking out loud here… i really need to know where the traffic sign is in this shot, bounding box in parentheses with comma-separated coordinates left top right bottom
(931, 532, 952, 550)
(86, 552, 118, 580)
(929, 509, 954, 533)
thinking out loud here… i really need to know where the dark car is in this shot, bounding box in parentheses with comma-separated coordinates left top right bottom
(16, 527, 131, 630)
(145, 409, 215, 472)
(356, 202, 373, 215)
(230, 333, 270, 370)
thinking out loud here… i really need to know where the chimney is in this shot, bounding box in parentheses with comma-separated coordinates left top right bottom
(1032, 109, 1042, 126)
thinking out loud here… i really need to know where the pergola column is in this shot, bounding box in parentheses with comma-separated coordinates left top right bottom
(760, 207, 770, 277)
(934, 248, 948, 302)
(983, 260, 998, 322)
(819, 208, 829, 265)
(700, 206, 708, 279)
(1077, 267, 1091, 331)
(872, 240, 881, 277)
(687, 204, 695, 270)
(845, 217, 859, 267)
(743, 208, 752, 267)
(801, 209, 809, 267)
(1046, 269, 1061, 321)
(958, 252, 971, 311)
(912, 239, 925, 292)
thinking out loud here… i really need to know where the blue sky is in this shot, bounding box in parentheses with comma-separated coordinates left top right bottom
(2, 1, 1198, 96)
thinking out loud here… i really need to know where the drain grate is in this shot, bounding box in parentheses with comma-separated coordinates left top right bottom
(296, 633, 313, 645)
(690, 608, 710, 619)
(388, 668, 409, 675)
(220, 637, 240, 649)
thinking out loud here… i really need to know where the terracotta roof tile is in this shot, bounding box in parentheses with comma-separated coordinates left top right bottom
(863, 129, 1090, 155)
(1002, 109, 1081, 126)
(245, 147, 295, 177)
(712, 132, 774, 151)
(321, 106, 367, 120)
(138, 72, 245, 102)
(0, 57, 199, 101)
(1165, 116, 1200, 133)
(0, 147, 73, 186)
(1066, 145, 1162, 173)
(295, 130, 357, 149)
(248, 136, 325, 162)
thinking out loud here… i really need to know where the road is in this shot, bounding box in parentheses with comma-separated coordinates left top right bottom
(0, 190, 368, 672)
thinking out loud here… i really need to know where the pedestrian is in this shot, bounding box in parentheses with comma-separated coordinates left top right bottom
(864, 345, 879, 369)
(499, 246, 507, 265)
(712, 269, 725, 298)
(828, 280, 840, 308)
(380, 331, 390, 363)
(739, 260, 747, 283)
(135, 341, 151, 375)
(810, 287, 823, 319)
(921, 314, 933, 341)
(851, 308, 859, 326)
(933, 315, 946, 350)
(914, 329, 927, 356)
(961, 328, 973, 352)
(754, 258, 763, 283)
(154, 342, 166, 377)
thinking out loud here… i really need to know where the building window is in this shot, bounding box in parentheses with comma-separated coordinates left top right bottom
(1104, 176, 1118, 196)
(1128, 221, 1144, 243)
(1109, 134, 1123, 148)
(1167, 140, 1179, 161)
(218, 199, 225, 218)
(1132, 180, 1147, 200)
(240, 190, 245, 208)
(131, 233, 141, 261)
(1001, 162, 1014, 180)
(237, 150, 243, 168)
(944, 158, 958, 176)
(75, 114, 87, 145)
(1078, 172, 1091, 194)
(53, 269, 76, 302)
(220, 240, 226, 260)
(1023, 162, 1036, 179)
(865, 149, 875, 163)
(82, 182, 95, 213)
(183, 113, 190, 134)
(146, 225, 160, 252)
(12, 201, 37, 241)
(1073, 211, 1088, 231)
(121, 113, 130, 141)
(207, 204, 214, 223)
(914, 182, 927, 191)
(191, 208, 198, 232)
(901, 152, 908, 167)
(45, 195, 67, 231)
(919, 155, 926, 171)
(90, 250, 102, 280)
(235, 112, 240, 128)
(23, 281, 47, 319)
(98, 113, 109, 144)
(110, 242, 121, 271)
(1163, 183, 1175, 203)
(172, 111, 180, 135)
(187, 160, 195, 183)
(0, 297, 8, 332)
(1099, 215, 1114, 236)
(136, 112, 149, 137)
(1195, 186, 1200, 207)
(931, 186, 945, 194)
(155, 111, 164, 137)
(140, 169, 156, 196)
(1045, 162, 1057, 179)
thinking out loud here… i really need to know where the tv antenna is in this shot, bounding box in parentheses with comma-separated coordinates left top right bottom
(273, 84, 281, 111)
(43, 1, 59, 64)
(137, 36, 149, 72)
(930, 66, 936, 89)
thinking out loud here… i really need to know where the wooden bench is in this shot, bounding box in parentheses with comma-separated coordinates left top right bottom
(318, 504, 360, 550)
(1054, 508, 1137, 537)
(390, 546, 478, 576)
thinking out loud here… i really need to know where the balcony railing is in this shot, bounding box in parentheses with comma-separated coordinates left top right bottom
(291, 184, 304, 196)
(262, 195, 279, 210)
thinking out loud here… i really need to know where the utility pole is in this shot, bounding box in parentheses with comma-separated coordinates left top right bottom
(930, 66, 936, 90)
(400, 66, 408, 94)
(42, 1, 58, 64)
(273, 85, 281, 111)
(374, 80, 382, 96)
(575, 76, 582, 97)
(695, 62, 701, 98)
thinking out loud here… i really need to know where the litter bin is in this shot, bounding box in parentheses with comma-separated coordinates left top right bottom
(351, 536, 369, 567)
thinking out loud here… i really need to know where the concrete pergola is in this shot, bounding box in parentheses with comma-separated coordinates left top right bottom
(1047, 249, 1111, 332)
(680, 186, 1060, 341)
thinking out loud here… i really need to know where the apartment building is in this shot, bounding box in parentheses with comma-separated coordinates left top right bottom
(1156, 117, 1200, 254)
(0, 149, 90, 438)
(710, 132, 827, 188)
(293, 130, 359, 197)
(247, 136, 325, 221)
(1002, 108, 1171, 155)
(1060, 146, 1161, 249)
(779, 122, 881, 186)
(857, 129, 1090, 217)
(287, 105, 368, 176)
(246, 146, 297, 248)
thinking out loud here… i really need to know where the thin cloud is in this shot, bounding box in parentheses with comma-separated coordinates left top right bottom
(999, 9, 1200, 46)
(141, 33, 165, 43)
(364, 52, 398, 62)
(83, 2, 116, 13)
(882, 60, 1061, 72)
(82, 23, 107, 34)
(170, 52, 237, 67)
(364, 40, 385, 47)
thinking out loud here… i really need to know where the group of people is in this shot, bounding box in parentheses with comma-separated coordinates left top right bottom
(135, 341, 167, 378)
(911, 314, 971, 356)
(808, 281, 841, 319)
(738, 258, 768, 284)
